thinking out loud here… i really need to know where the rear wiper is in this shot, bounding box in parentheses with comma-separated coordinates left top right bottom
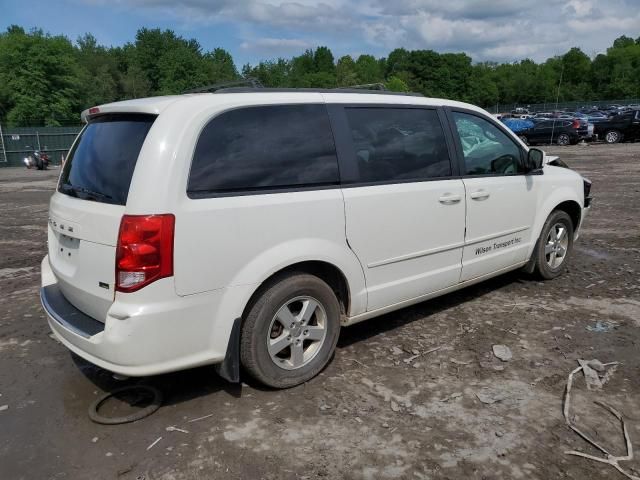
(60, 184, 112, 201)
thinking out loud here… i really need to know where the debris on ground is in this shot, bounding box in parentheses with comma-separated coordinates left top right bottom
(563, 359, 638, 479)
(403, 354, 420, 364)
(440, 392, 463, 402)
(0, 404, 8, 412)
(475, 392, 505, 405)
(187, 413, 214, 423)
(424, 346, 444, 355)
(166, 426, 189, 433)
(450, 358, 471, 366)
(492, 345, 512, 362)
(147, 437, 163, 451)
(586, 320, 616, 333)
(577, 359, 619, 390)
(345, 358, 368, 368)
(91, 437, 98, 443)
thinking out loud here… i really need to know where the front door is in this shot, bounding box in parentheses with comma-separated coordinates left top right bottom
(335, 106, 466, 311)
(450, 110, 539, 282)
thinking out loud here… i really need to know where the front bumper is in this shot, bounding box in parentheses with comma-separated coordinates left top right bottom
(41, 255, 227, 376)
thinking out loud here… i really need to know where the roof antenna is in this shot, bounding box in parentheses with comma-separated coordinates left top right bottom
(183, 78, 264, 94)
(550, 61, 564, 146)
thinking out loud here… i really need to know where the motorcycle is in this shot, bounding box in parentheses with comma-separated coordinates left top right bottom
(23, 146, 49, 170)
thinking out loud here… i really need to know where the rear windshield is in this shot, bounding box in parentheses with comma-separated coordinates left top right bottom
(58, 114, 156, 205)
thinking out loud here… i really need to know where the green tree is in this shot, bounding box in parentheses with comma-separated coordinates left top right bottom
(0, 26, 83, 125)
(205, 48, 238, 83)
(336, 55, 358, 86)
(76, 33, 119, 106)
(385, 76, 409, 92)
(313, 46, 335, 74)
(355, 54, 382, 84)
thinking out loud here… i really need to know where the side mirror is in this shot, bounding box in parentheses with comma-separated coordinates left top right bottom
(526, 148, 544, 173)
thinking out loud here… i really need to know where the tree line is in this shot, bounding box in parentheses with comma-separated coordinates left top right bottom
(0, 25, 639, 126)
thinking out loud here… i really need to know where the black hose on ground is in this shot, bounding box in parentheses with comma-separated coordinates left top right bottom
(88, 385, 163, 425)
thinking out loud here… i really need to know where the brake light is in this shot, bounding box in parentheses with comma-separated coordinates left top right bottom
(572, 119, 580, 129)
(116, 214, 175, 293)
(89, 107, 100, 115)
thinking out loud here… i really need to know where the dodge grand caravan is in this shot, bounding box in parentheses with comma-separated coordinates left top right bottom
(41, 89, 592, 388)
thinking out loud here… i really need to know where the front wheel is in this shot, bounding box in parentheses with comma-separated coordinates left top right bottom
(532, 210, 574, 280)
(604, 130, 622, 144)
(240, 272, 341, 388)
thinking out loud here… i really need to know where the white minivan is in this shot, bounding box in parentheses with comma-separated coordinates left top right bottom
(41, 89, 591, 388)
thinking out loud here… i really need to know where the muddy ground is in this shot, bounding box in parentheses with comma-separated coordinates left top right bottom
(0, 142, 639, 480)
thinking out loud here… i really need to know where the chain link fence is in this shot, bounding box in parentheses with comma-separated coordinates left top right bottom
(0, 124, 82, 167)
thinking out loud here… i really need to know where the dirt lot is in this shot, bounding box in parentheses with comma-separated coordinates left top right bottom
(1, 142, 639, 480)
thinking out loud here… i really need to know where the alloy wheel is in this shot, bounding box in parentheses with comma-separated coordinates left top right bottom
(557, 134, 570, 146)
(545, 223, 569, 269)
(267, 296, 327, 370)
(605, 131, 619, 143)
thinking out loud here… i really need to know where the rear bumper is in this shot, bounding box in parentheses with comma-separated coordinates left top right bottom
(41, 284, 105, 338)
(41, 255, 232, 377)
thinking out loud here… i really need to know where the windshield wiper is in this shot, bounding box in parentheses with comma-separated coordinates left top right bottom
(60, 184, 112, 201)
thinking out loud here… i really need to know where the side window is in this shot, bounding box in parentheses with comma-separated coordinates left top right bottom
(188, 104, 339, 195)
(343, 107, 452, 183)
(453, 112, 523, 176)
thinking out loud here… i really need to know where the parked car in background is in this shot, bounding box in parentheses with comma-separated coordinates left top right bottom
(554, 114, 593, 141)
(533, 112, 555, 119)
(508, 118, 581, 146)
(511, 108, 532, 119)
(594, 110, 640, 143)
(585, 111, 609, 124)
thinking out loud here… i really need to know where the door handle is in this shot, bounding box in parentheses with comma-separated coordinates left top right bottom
(438, 193, 461, 205)
(470, 190, 490, 201)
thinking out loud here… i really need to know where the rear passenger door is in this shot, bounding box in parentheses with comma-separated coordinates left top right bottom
(330, 105, 466, 311)
(448, 110, 538, 282)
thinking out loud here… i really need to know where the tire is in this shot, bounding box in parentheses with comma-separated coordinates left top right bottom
(532, 210, 574, 280)
(240, 272, 341, 388)
(604, 130, 622, 144)
(518, 135, 529, 145)
(557, 133, 571, 146)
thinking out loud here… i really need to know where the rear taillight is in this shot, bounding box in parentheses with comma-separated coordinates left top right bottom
(572, 119, 580, 129)
(116, 214, 175, 293)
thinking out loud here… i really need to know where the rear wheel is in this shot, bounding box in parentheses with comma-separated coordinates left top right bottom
(240, 272, 341, 388)
(557, 133, 571, 146)
(532, 210, 574, 280)
(604, 130, 622, 144)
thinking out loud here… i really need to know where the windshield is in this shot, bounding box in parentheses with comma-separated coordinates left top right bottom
(58, 114, 156, 205)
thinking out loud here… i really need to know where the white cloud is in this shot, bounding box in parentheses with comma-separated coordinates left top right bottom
(240, 37, 312, 53)
(82, 0, 640, 62)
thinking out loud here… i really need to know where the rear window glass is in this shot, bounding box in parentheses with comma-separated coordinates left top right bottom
(58, 114, 155, 205)
(188, 104, 339, 196)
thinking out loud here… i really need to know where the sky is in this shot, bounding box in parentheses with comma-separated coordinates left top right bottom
(2, 0, 639, 66)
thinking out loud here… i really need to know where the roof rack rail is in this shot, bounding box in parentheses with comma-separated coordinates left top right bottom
(212, 87, 424, 97)
(184, 78, 263, 94)
(338, 83, 387, 91)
